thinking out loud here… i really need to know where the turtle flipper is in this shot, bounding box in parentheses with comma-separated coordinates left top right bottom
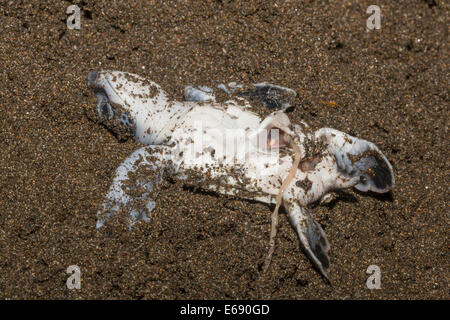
(239, 82, 297, 111)
(314, 128, 395, 193)
(184, 86, 216, 102)
(184, 82, 297, 111)
(97, 145, 174, 229)
(184, 83, 243, 102)
(287, 202, 331, 281)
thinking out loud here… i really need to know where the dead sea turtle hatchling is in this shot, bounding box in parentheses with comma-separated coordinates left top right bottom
(87, 70, 395, 281)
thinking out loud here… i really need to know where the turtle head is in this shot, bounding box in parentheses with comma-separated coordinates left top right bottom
(88, 70, 170, 143)
(87, 71, 138, 141)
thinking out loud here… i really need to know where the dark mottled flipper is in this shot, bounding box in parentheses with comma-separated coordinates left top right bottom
(352, 153, 393, 192)
(239, 82, 297, 111)
(306, 216, 330, 272)
(288, 202, 331, 281)
(315, 128, 395, 193)
(184, 86, 216, 102)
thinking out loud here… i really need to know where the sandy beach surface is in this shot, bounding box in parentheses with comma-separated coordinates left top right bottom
(0, 0, 448, 299)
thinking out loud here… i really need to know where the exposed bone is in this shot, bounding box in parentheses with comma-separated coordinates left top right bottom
(263, 134, 302, 272)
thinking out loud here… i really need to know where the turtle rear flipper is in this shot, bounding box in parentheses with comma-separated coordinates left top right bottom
(315, 128, 395, 193)
(288, 202, 331, 281)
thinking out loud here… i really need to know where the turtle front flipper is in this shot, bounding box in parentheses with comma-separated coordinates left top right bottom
(314, 128, 395, 193)
(287, 201, 331, 281)
(238, 82, 297, 111)
(184, 82, 243, 102)
(97, 145, 175, 229)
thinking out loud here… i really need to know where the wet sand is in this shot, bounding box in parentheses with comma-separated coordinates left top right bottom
(0, 0, 448, 299)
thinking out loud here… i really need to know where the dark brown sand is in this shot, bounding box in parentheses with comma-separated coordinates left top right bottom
(0, 0, 448, 299)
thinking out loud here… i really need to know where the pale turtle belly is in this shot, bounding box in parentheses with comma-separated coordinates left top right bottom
(169, 102, 262, 166)
(166, 103, 289, 201)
